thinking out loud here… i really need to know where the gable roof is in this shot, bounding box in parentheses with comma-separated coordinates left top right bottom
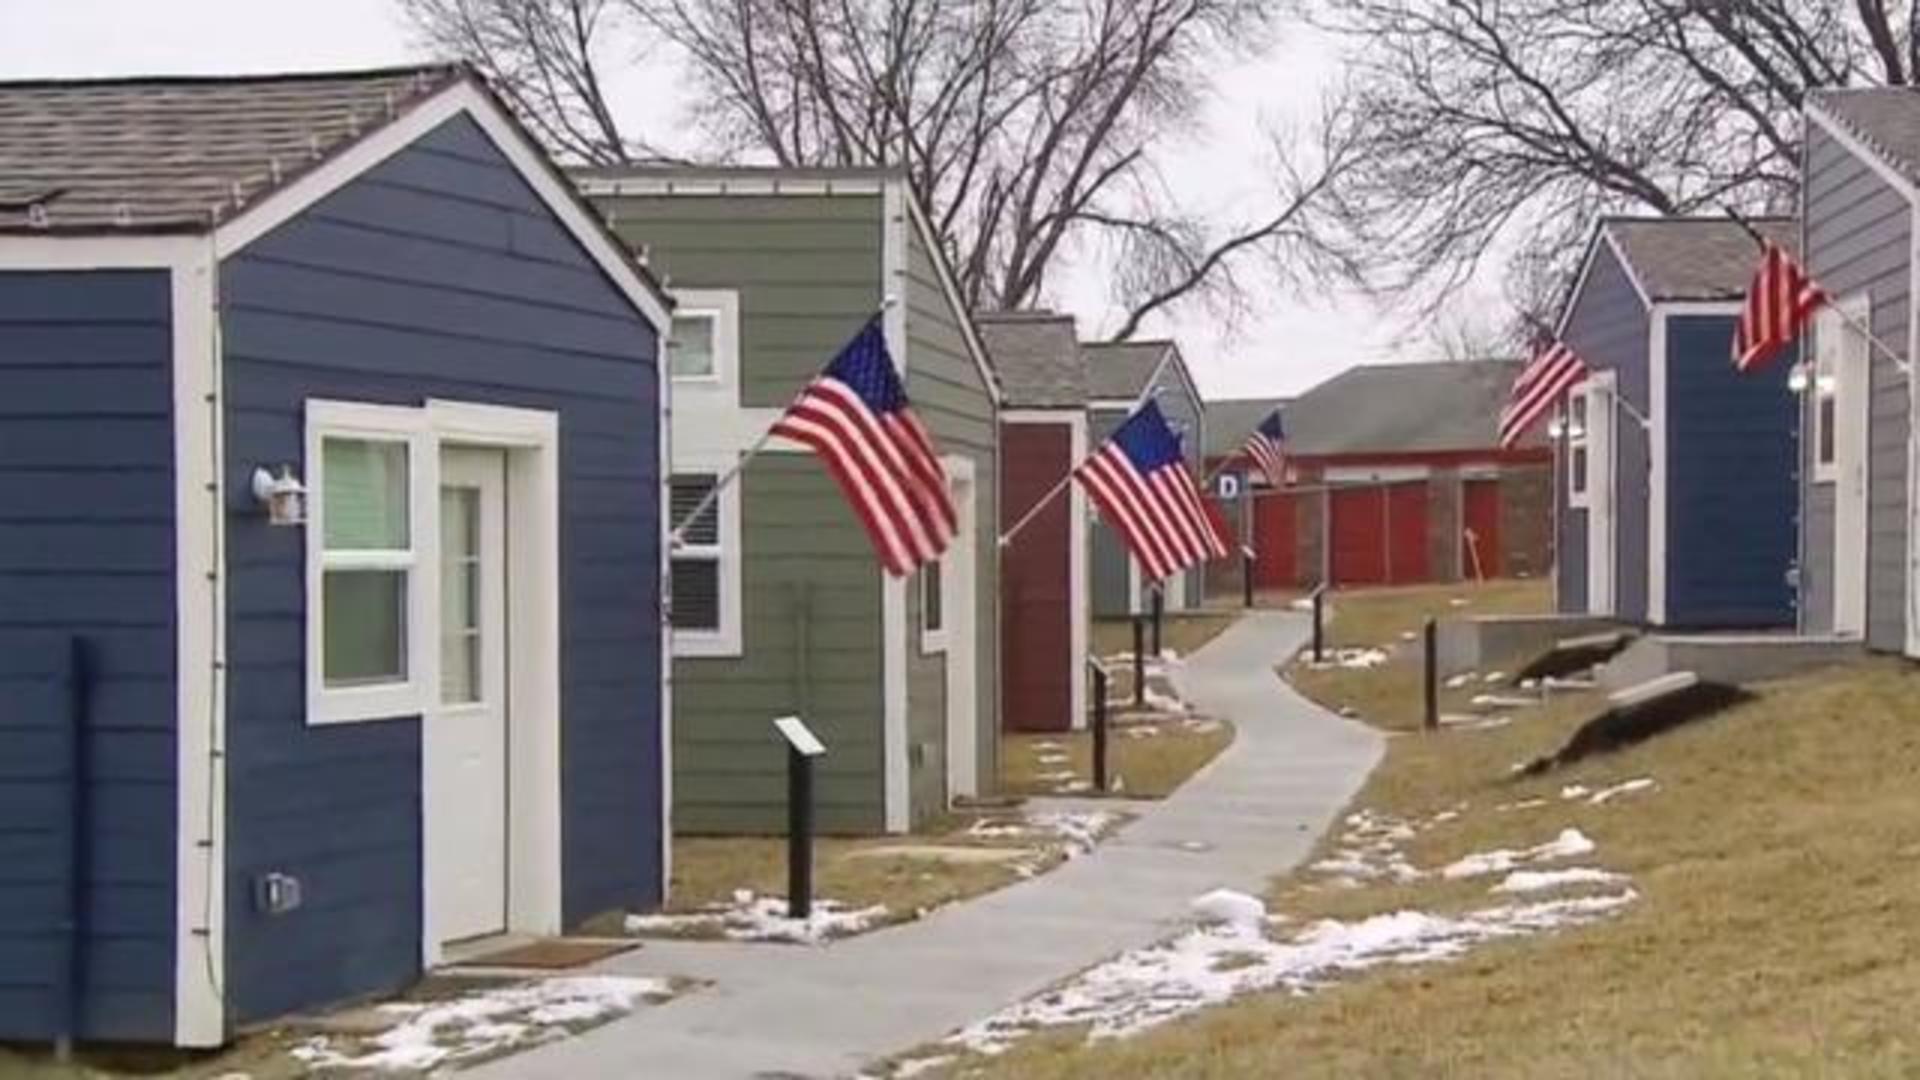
(975, 311, 1085, 408)
(1203, 396, 1290, 457)
(0, 66, 468, 235)
(1809, 86, 1920, 189)
(1601, 216, 1799, 302)
(1285, 359, 1532, 455)
(1081, 339, 1201, 405)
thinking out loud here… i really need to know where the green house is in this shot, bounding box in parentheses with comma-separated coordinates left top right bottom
(580, 168, 1002, 834)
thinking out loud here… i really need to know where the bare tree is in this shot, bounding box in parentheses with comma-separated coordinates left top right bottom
(402, 0, 650, 163)
(404, 0, 1366, 338)
(1318, 0, 1907, 326)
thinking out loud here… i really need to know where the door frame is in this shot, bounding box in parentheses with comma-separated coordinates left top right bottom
(1819, 297, 1872, 639)
(417, 401, 562, 968)
(1584, 372, 1619, 617)
(940, 455, 980, 801)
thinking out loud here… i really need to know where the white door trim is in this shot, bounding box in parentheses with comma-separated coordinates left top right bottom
(1586, 372, 1618, 617)
(942, 456, 980, 801)
(1821, 299, 1873, 639)
(418, 402, 563, 967)
(1648, 313, 1669, 625)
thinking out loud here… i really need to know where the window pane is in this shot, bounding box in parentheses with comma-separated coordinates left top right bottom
(1572, 447, 1588, 494)
(923, 562, 943, 633)
(323, 438, 409, 550)
(323, 570, 408, 687)
(1819, 396, 1837, 466)
(671, 558, 721, 630)
(670, 474, 720, 546)
(440, 487, 481, 704)
(670, 314, 716, 378)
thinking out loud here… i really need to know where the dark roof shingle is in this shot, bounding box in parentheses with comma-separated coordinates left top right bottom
(1603, 217, 1797, 301)
(1203, 397, 1290, 457)
(1284, 359, 1531, 455)
(1082, 340, 1177, 400)
(0, 65, 465, 234)
(974, 311, 1085, 408)
(1811, 86, 1920, 187)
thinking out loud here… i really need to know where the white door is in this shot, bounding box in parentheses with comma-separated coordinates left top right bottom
(1825, 301, 1871, 638)
(944, 459, 979, 801)
(1583, 375, 1617, 617)
(428, 448, 509, 943)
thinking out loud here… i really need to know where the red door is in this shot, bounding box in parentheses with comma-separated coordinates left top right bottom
(1331, 483, 1429, 585)
(1252, 490, 1296, 588)
(1463, 478, 1502, 580)
(1000, 423, 1073, 732)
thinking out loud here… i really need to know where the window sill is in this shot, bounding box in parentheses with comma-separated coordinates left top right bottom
(310, 683, 428, 726)
(920, 630, 950, 656)
(673, 630, 743, 659)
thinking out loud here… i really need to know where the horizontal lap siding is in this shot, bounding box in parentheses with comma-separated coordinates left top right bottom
(596, 192, 889, 833)
(1802, 124, 1911, 651)
(1664, 315, 1797, 627)
(0, 270, 175, 1041)
(1088, 409, 1133, 617)
(221, 116, 662, 1022)
(1559, 244, 1649, 617)
(905, 221, 999, 812)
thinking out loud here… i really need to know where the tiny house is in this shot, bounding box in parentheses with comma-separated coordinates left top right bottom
(1552, 217, 1799, 628)
(977, 311, 1089, 734)
(580, 167, 1002, 834)
(1083, 340, 1206, 616)
(0, 66, 671, 1046)
(1797, 89, 1920, 655)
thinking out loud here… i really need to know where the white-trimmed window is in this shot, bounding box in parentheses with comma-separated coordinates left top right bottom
(1810, 301, 1862, 485)
(1566, 394, 1591, 507)
(920, 558, 947, 653)
(308, 404, 432, 724)
(668, 462, 742, 657)
(668, 289, 739, 385)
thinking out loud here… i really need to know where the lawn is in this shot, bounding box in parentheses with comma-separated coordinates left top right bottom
(949, 653, 1920, 1078)
(1001, 717, 1233, 800)
(1290, 578, 1553, 732)
(1090, 610, 1240, 661)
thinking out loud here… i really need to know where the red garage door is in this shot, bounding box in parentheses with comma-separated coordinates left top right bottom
(1463, 478, 1501, 580)
(1252, 490, 1296, 588)
(1330, 483, 1429, 586)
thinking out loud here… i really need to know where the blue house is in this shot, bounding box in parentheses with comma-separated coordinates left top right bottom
(1552, 217, 1799, 629)
(0, 67, 672, 1046)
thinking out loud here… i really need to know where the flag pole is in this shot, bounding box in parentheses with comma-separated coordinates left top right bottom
(997, 383, 1167, 551)
(1722, 206, 1909, 374)
(668, 298, 896, 548)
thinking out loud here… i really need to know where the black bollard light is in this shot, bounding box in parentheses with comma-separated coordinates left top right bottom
(1311, 585, 1326, 663)
(773, 716, 826, 919)
(1242, 546, 1255, 609)
(1150, 586, 1164, 659)
(1089, 660, 1110, 793)
(1422, 617, 1439, 732)
(1132, 614, 1146, 708)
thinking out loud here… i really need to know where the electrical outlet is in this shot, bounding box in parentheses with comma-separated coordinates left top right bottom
(254, 872, 303, 916)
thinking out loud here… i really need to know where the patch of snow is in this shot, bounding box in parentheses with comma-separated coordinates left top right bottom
(1492, 867, 1626, 894)
(291, 976, 666, 1072)
(1142, 688, 1192, 715)
(1305, 647, 1390, 670)
(1440, 829, 1597, 880)
(1398, 630, 1417, 641)
(1029, 810, 1122, 855)
(949, 891, 1636, 1053)
(891, 1054, 958, 1078)
(1445, 673, 1474, 689)
(1190, 889, 1268, 929)
(1588, 778, 1657, 805)
(1429, 809, 1462, 825)
(625, 894, 887, 944)
(1495, 798, 1549, 812)
(1483, 671, 1507, 683)
(1472, 693, 1536, 709)
(1559, 784, 1591, 800)
(1036, 752, 1070, 765)
(1289, 597, 1315, 611)
(1449, 597, 1470, 607)
(1442, 714, 1512, 731)
(1035, 769, 1077, 782)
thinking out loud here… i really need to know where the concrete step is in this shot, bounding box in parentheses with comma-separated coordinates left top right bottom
(1597, 634, 1862, 691)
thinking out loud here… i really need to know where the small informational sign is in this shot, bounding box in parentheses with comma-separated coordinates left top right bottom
(1216, 472, 1242, 501)
(773, 715, 826, 757)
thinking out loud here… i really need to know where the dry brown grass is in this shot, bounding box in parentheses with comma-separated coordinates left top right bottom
(1001, 717, 1234, 800)
(1291, 579, 1553, 733)
(1091, 611, 1240, 662)
(959, 659, 1920, 1078)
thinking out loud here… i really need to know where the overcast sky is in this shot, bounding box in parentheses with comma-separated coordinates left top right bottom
(3, 0, 1479, 401)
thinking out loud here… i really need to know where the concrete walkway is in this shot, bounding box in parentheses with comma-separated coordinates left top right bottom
(475, 611, 1382, 1080)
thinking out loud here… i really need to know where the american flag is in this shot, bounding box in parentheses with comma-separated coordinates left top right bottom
(1734, 240, 1825, 373)
(1499, 340, 1588, 449)
(1076, 400, 1229, 581)
(771, 316, 957, 577)
(1241, 411, 1288, 487)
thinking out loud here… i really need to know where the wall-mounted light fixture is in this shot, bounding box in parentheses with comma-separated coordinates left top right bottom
(250, 465, 307, 526)
(1787, 364, 1811, 394)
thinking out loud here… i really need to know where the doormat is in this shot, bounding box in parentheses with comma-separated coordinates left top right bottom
(452, 939, 638, 970)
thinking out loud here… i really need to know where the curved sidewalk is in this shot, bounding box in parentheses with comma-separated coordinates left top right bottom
(474, 611, 1383, 1080)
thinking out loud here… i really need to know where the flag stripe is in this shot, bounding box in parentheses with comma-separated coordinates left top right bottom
(1499, 341, 1588, 449)
(1735, 241, 1826, 373)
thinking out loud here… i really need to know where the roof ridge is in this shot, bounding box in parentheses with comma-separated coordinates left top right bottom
(1808, 90, 1920, 185)
(0, 63, 463, 91)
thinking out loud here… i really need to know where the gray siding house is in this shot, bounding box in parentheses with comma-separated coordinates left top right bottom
(1551, 218, 1799, 629)
(0, 68, 672, 1045)
(1083, 340, 1207, 616)
(1796, 89, 1920, 656)
(580, 169, 1002, 834)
